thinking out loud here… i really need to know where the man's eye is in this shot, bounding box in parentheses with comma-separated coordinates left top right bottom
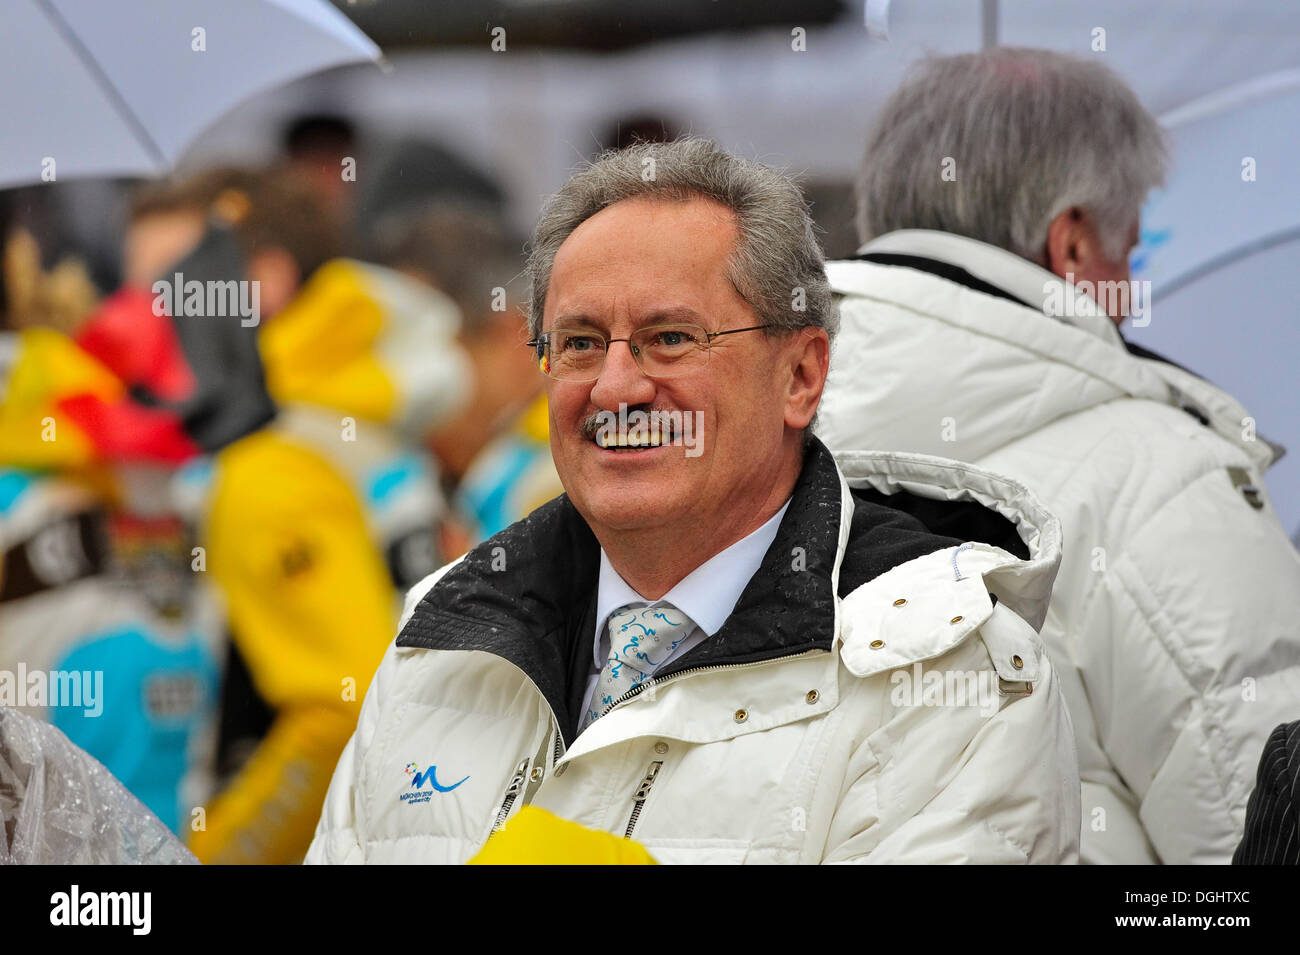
(652, 329, 696, 347)
(562, 335, 601, 352)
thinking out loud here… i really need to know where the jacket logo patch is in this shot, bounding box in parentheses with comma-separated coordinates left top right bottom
(401, 761, 469, 803)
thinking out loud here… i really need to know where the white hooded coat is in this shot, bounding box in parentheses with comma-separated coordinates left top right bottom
(306, 440, 1080, 864)
(817, 229, 1300, 864)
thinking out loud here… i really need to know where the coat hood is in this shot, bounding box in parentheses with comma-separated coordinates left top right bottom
(818, 230, 1281, 472)
(259, 259, 471, 440)
(832, 448, 1061, 637)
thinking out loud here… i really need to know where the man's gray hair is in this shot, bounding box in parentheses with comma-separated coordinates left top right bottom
(527, 137, 836, 341)
(855, 47, 1168, 263)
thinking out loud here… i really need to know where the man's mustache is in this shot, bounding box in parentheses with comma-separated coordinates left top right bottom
(579, 406, 681, 440)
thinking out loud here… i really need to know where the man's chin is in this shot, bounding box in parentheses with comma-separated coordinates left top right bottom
(570, 490, 689, 535)
(558, 441, 704, 529)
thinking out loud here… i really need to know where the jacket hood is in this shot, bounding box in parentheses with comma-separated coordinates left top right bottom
(833, 448, 1060, 636)
(397, 437, 1059, 746)
(819, 230, 1280, 472)
(259, 259, 471, 440)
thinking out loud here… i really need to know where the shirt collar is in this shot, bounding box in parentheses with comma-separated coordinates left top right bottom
(592, 499, 792, 668)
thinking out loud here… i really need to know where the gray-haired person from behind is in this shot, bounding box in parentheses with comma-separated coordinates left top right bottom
(307, 136, 1080, 864)
(817, 47, 1300, 864)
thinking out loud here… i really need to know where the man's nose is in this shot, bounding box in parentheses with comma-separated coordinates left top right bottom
(589, 339, 656, 409)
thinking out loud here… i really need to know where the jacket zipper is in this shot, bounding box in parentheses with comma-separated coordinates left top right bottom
(492, 726, 565, 834)
(610, 653, 826, 838)
(602, 649, 828, 716)
(492, 758, 530, 833)
(624, 760, 663, 839)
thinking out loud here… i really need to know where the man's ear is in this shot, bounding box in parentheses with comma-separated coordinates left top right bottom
(1045, 206, 1113, 282)
(783, 327, 830, 431)
(1045, 206, 1085, 279)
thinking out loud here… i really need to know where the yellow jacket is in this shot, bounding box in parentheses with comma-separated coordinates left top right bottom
(189, 260, 468, 864)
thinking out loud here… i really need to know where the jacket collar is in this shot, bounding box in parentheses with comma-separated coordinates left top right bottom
(855, 230, 1125, 348)
(399, 440, 845, 744)
(397, 438, 1001, 745)
(828, 231, 1282, 470)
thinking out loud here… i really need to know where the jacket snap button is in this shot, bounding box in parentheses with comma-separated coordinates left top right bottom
(869, 639, 885, 649)
(654, 741, 669, 755)
(1012, 655, 1024, 669)
(529, 766, 544, 783)
(734, 709, 748, 723)
(805, 690, 819, 705)
(554, 763, 567, 777)
(950, 615, 964, 624)
(893, 598, 907, 607)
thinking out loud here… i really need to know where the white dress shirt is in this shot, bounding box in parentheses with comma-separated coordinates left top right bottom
(580, 499, 791, 724)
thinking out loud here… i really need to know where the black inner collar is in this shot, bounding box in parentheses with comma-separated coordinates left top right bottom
(849, 251, 1035, 310)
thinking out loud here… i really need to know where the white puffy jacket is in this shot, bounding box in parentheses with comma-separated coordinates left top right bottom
(817, 229, 1300, 864)
(306, 440, 1080, 864)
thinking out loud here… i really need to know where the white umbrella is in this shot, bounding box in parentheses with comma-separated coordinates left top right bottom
(0, 0, 381, 190)
(1136, 71, 1300, 299)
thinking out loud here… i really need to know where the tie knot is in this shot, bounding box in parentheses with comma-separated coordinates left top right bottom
(582, 603, 697, 731)
(607, 602, 695, 669)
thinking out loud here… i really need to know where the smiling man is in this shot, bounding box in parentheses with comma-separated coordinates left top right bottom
(307, 138, 1080, 864)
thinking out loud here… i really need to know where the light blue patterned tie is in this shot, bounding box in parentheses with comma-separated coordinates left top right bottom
(581, 603, 696, 730)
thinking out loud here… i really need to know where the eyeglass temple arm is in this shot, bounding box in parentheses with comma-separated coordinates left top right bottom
(705, 323, 777, 341)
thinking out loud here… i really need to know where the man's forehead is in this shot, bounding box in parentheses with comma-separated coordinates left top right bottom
(555, 195, 739, 263)
(548, 304, 707, 332)
(556, 193, 737, 255)
(545, 197, 741, 321)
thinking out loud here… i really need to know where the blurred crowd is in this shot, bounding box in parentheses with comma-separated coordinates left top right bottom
(0, 116, 566, 863)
